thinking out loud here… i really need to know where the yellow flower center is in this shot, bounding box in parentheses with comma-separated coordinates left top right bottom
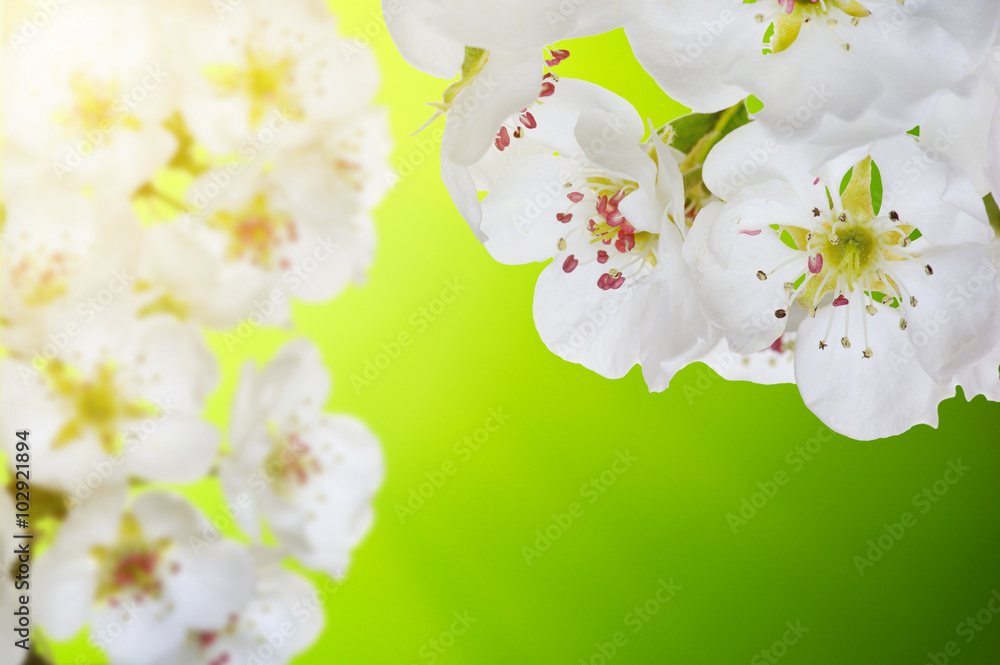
(208, 192, 297, 269)
(55, 72, 141, 136)
(47, 362, 157, 453)
(92, 514, 171, 604)
(264, 431, 321, 497)
(205, 47, 303, 127)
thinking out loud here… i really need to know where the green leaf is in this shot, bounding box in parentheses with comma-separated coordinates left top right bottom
(665, 102, 751, 157)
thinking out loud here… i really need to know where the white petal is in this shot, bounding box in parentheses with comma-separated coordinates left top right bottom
(481, 154, 587, 264)
(895, 245, 1000, 381)
(795, 302, 950, 440)
(684, 201, 800, 353)
(441, 48, 542, 165)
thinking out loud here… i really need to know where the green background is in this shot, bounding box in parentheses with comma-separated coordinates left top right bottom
(64, 2, 1000, 663)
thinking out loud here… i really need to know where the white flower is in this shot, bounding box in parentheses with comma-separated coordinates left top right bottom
(0, 192, 141, 356)
(134, 222, 279, 330)
(478, 80, 715, 390)
(0, 314, 219, 492)
(623, 0, 1000, 148)
(34, 489, 253, 665)
(186, 149, 375, 305)
(386, 0, 621, 166)
(1, 0, 176, 199)
(150, 547, 324, 665)
(221, 340, 384, 575)
(172, 0, 379, 155)
(686, 123, 999, 439)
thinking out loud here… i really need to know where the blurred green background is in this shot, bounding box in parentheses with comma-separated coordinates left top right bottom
(70, 2, 1000, 663)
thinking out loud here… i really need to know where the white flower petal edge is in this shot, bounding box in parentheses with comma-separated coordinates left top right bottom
(955, 238, 1000, 401)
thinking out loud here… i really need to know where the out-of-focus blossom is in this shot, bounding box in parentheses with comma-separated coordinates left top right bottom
(0, 315, 219, 492)
(150, 547, 324, 665)
(34, 489, 253, 665)
(221, 340, 384, 575)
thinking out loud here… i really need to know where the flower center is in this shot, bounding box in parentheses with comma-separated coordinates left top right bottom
(208, 192, 297, 269)
(10, 249, 76, 306)
(754, 157, 931, 358)
(556, 176, 658, 290)
(754, 0, 871, 53)
(265, 431, 322, 496)
(205, 47, 302, 127)
(92, 514, 172, 605)
(55, 72, 141, 136)
(46, 362, 157, 454)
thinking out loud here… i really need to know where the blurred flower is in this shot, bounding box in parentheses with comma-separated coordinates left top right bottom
(0, 193, 140, 356)
(186, 148, 376, 305)
(0, 315, 219, 492)
(221, 340, 384, 575)
(0, 492, 27, 665)
(151, 547, 324, 665)
(173, 0, 379, 155)
(34, 489, 253, 665)
(2, 0, 177, 199)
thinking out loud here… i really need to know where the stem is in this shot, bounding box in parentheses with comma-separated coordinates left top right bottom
(679, 101, 744, 174)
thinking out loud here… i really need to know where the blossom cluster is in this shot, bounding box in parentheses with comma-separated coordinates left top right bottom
(386, 0, 1000, 441)
(1, 0, 388, 663)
